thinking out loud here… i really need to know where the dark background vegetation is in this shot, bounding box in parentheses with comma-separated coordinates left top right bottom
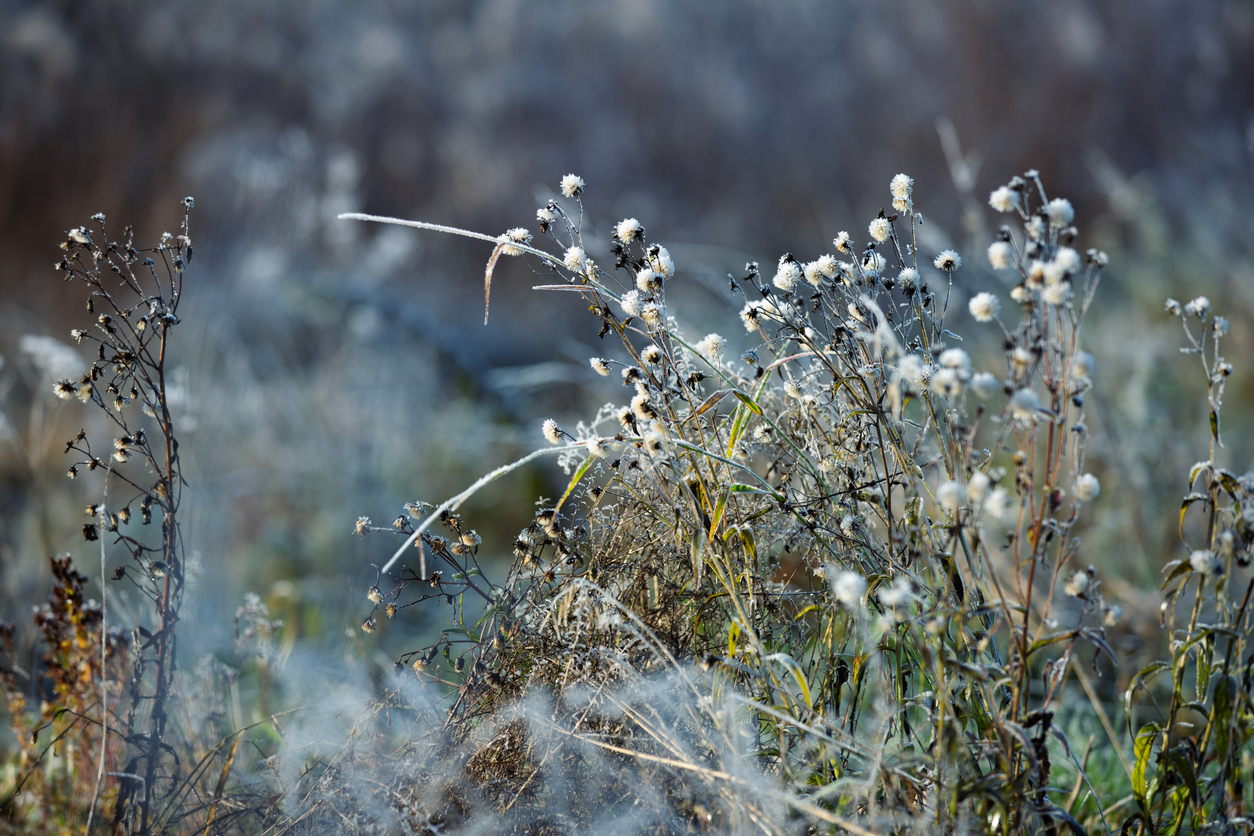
(1, 0, 1252, 735)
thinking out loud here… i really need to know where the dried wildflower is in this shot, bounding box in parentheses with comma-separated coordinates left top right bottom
(1046, 198, 1075, 226)
(367, 586, 383, 604)
(891, 267, 918, 291)
(616, 218, 643, 243)
(564, 246, 586, 271)
(1071, 351, 1096, 380)
(586, 437, 607, 458)
(355, 516, 371, 535)
(1184, 296, 1210, 317)
(814, 254, 838, 279)
(1165, 298, 1182, 315)
(640, 302, 663, 326)
(361, 617, 378, 634)
(630, 392, 655, 421)
(1010, 388, 1041, 422)
(803, 261, 825, 286)
(833, 231, 851, 252)
(636, 268, 663, 294)
(783, 381, 803, 399)
(648, 244, 675, 278)
(53, 379, 77, 400)
(620, 290, 643, 318)
(987, 241, 1015, 270)
(869, 217, 890, 243)
(833, 571, 867, 608)
(933, 250, 961, 272)
(499, 227, 532, 257)
(1041, 281, 1071, 306)
(773, 257, 801, 292)
(640, 344, 662, 365)
(968, 292, 1000, 322)
(968, 472, 991, 503)
(1074, 473, 1100, 502)
(537, 206, 556, 226)
(890, 173, 913, 201)
(542, 419, 561, 444)
(622, 366, 642, 385)
(989, 186, 1019, 213)
(862, 251, 886, 277)
(939, 348, 970, 370)
(1213, 315, 1229, 335)
(1064, 570, 1089, 597)
(985, 487, 1010, 518)
(1190, 549, 1221, 576)
(938, 480, 966, 513)
(1103, 604, 1122, 626)
(642, 431, 665, 457)
(559, 173, 585, 198)
(879, 575, 913, 607)
(896, 355, 928, 389)
(590, 357, 611, 376)
(696, 333, 725, 360)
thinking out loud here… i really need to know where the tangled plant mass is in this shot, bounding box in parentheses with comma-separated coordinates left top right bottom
(5, 168, 1252, 836)
(318, 171, 1253, 835)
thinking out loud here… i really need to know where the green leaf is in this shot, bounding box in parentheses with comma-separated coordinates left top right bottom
(732, 390, 763, 415)
(554, 455, 596, 514)
(1133, 722, 1161, 806)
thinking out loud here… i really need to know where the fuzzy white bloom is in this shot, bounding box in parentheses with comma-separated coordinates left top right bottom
(934, 250, 961, 271)
(773, 258, 801, 292)
(1074, 473, 1101, 502)
(897, 354, 928, 388)
(537, 206, 556, 224)
(1046, 198, 1075, 226)
(1043, 259, 1068, 285)
(1184, 296, 1210, 317)
(932, 368, 962, 397)
(803, 261, 825, 286)
(896, 267, 920, 290)
(1010, 285, 1028, 303)
(862, 251, 886, 277)
(968, 471, 991, 503)
(590, 357, 611, 376)
(833, 231, 851, 252)
(640, 302, 663, 326)
(1011, 347, 1034, 373)
(500, 227, 532, 256)
(969, 372, 1000, 400)
(989, 186, 1019, 213)
(880, 575, 914, 606)
(542, 419, 561, 444)
(560, 173, 585, 198)
(1055, 247, 1081, 274)
(985, 487, 1009, 518)
(564, 246, 586, 271)
(696, 333, 725, 359)
(938, 480, 966, 513)
(630, 392, 654, 420)
(642, 431, 666, 457)
(783, 381, 803, 399)
(636, 268, 663, 294)
(1190, 549, 1220, 576)
(1103, 604, 1122, 627)
(68, 226, 91, 244)
(968, 292, 1000, 322)
(1064, 570, 1089, 597)
(1071, 351, 1096, 380)
(987, 241, 1015, 270)
(833, 571, 867, 608)
(939, 348, 970, 370)
(650, 245, 675, 278)
(1009, 388, 1041, 421)
(616, 218, 643, 243)
(619, 290, 643, 318)
(1026, 215, 1046, 241)
(869, 217, 891, 243)
(890, 173, 913, 199)
(815, 254, 839, 279)
(1213, 316, 1229, 335)
(739, 300, 765, 331)
(1041, 282, 1071, 306)
(640, 344, 662, 365)
(586, 437, 607, 458)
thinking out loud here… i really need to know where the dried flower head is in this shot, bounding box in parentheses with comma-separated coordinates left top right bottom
(1046, 198, 1075, 226)
(832, 231, 851, 253)
(1064, 570, 1089, 597)
(564, 246, 586, 271)
(989, 186, 1019, 213)
(969, 292, 1000, 323)
(933, 250, 961, 271)
(970, 372, 999, 400)
(773, 257, 801, 292)
(616, 218, 643, 243)
(897, 267, 920, 291)
(542, 419, 561, 444)
(640, 344, 662, 365)
(590, 357, 611, 376)
(833, 571, 867, 608)
(1074, 473, 1100, 502)
(696, 333, 725, 360)
(938, 481, 966, 513)
(560, 173, 584, 198)
(987, 241, 1015, 270)
(1010, 388, 1041, 422)
(869, 218, 890, 243)
(620, 290, 643, 318)
(500, 227, 532, 257)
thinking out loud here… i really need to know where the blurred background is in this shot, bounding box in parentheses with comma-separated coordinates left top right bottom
(1, 0, 1252, 729)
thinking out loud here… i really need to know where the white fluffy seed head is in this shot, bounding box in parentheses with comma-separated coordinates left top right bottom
(697, 333, 725, 359)
(560, 173, 585, 198)
(815, 254, 839, 279)
(968, 472, 991, 503)
(1055, 247, 1081, 274)
(616, 218, 643, 243)
(1041, 282, 1071, 306)
(773, 258, 801, 292)
(619, 290, 643, 318)
(1064, 570, 1089, 597)
(890, 173, 913, 200)
(590, 357, 611, 376)
(833, 231, 851, 252)
(969, 292, 1000, 322)
(650, 245, 675, 278)
(833, 571, 867, 608)
(869, 217, 891, 243)
(989, 186, 1019, 213)
(640, 302, 663, 326)
(939, 348, 970, 370)
(641, 344, 662, 365)
(500, 227, 532, 257)
(897, 267, 919, 290)
(542, 419, 561, 444)
(934, 250, 961, 271)
(586, 437, 607, 458)
(862, 251, 885, 276)
(1190, 550, 1220, 576)
(970, 372, 999, 400)
(938, 481, 966, 513)
(1046, 198, 1075, 226)
(1074, 473, 1101, 502)
(564, 246, 586, 271)
(985, 487, 1009, 518)
(636, 268, 663, 294)
(1010, 388, 1041, 421)
(987, 241, 1015, 270)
